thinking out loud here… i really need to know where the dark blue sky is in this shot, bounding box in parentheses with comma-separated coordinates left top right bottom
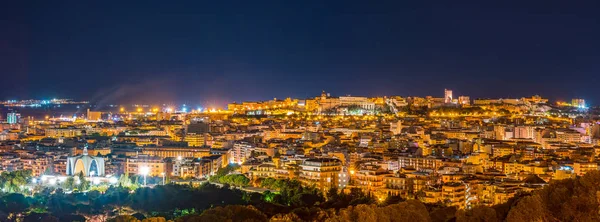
(1, 1, 599, 107)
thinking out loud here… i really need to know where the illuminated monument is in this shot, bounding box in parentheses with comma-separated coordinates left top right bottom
(66, 144, 105, 176)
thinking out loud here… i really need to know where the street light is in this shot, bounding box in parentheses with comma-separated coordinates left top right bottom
(93, 177, 101, 185)
(109, 177, 118, 185)
(139, 166, 150, 186)
(161, 172, 166, 185)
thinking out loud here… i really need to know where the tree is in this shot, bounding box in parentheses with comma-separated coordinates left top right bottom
(506, 195, 547, 222)
(141, 217, 167, 222)
(1, 193, 30, 220)
(209, 164, 241, 183)
(186, 205, 268, 222)
(63, 176, 76, 190)
(109, 215, 140, 222)
(118, 173, 138, 190)
(382, 195, 404, 206)
(328, 200, 430, 222)
(218, 174, 250, 187)
(429, 206, 457, 222)
(0, 170, 32, 193)
(326, 187, 339, 201)
(456, 206, 498, 222)
(77, 172, 90, 191)
(40, 215, 60, 222)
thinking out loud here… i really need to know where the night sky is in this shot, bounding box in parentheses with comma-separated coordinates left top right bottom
(1, 1, 599, 107)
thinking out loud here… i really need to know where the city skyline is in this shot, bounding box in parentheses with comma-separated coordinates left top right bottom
(2, 2, 600, 221)
(1, 1, 599, 104)
(0, 89, 592, 109)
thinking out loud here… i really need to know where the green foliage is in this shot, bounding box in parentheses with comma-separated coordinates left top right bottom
(3, 170, 600, 222)
(456, 206, 498, 222)
(75, 172, 91, 191)
(1, 193, 29, 216)
(118, 173, 139, 190)
(218, 174, 250, 187)
(62, 177, 75, 191)
(505, 195, 546, 222)
(127, 183, 246, 216)
(262, 190, 276, 203)
(257, 178, 325, 207)
(327, 200, 431, 222)
(501, 170, 600, 221)
(175, 205, 267, 222)
(0, 170, 32, 193)
(208, 164, 240, 183)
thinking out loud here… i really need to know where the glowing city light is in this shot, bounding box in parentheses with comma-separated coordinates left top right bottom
(139, 166, 150, 175)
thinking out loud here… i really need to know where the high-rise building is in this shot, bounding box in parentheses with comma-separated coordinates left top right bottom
(299, 158, 342, 191)
(571, 98, 586, 108)
(458, 96, 470, 105)
(87, 109, 102, 121)
(444, 89, 453, 104)
(6, 112, 20, 124)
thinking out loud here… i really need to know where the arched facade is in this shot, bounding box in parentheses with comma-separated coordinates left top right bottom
(67, 154, 105, 176)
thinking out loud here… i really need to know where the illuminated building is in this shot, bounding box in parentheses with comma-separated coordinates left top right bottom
(555, 129, 583, 143)
(262, 130, 303, 141)
(444, 89, 453, 104)
(45, 128, 83, 138)
(0, 155, 23, 172)
(66, 146, 106, 176)
(304, 98, 319, 111)
(232, 142, 254, 164)
(383, 175, 410, 197)
(22, 157, 51, 176)
(553, 168, 576, 180)
(492, 145, 515, 157)
(227, 97, 298, 113)
(573, 162, 597, 176)
(390, 120, 402, 135)
(514, 126, 534, 139)
(423, 183, 466, 209)
(250, 163, 293, 180)
(142, 147, 211, 159)
(172, 157, 196, 178)
(74, 147, 111, 156)
(571, 98, 586, 108)
(353, 167, 392, 197)
(196, 155, 224, 178)
(125, 155, 166, 177)
(299, 158, 342, 191)
(156, 112, 172, 121)
(313, 91, 376, 114)
(398, 156, 443, 171)
(0, 131, 18, 141)
(522, 95, 548, 104)
(473, 98, 525, 106)
(86, 109, 102, 121)
(6, 112, 20, 124)
(184, 133, 208, 147)
(457, 96, 470, 105)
